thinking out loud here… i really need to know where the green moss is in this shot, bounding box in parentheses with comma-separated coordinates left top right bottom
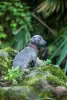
(0, 47, 67, 100)
(36, 90, 55, 100)
(37, 64, 67, 82)
(5, 89, 26, 100)
(0, 88, 5, 100)
(24, 76, 39, 86)
(23, 69, 46, 86)
(1, 47, 18, 58)
(46, 75, 66, 86)
(4, 86, 36, 100)
(23, 64, 67, 87)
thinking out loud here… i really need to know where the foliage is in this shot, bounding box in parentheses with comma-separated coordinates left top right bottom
(0, 47, 24, 84)
(47, 75, 66, 86)
(0, 51, 11, 75)
(0, 34, 6, 39)
(34, 0, 67, 44)
(4, 67, 24, 84)
(0, 25, 7, 39)
(46, 59, 51, 65)
(12, 29, 31, 51)
(0, 0, 32, 50)
(36, 94, 54, 100)
(36, 0, 67, 18)
(1, 47, 18, 58)
(0, 47, 18, 76)
(36, 0, 67, 30)
(49, 27, 67, 73)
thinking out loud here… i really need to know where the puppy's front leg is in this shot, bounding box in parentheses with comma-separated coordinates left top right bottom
(30, 60, 37, 67)
(34, 60, 37, 67)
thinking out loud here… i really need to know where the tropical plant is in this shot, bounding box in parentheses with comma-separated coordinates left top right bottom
(36, 0, 67, 18)
(4, 66, 24, 84)
(49, 27, 67, 74)
(34, 0, 67, 41)
(0, 0, 32, 50)
(33, 0, 67, 73)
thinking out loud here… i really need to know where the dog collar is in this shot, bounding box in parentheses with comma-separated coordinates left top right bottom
(29, 44, 39, 52)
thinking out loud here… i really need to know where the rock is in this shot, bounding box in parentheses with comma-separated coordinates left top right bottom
(0, 86, 41, 100)
(52, 86, 67, 100)
(36, 57, 46, 66)
(0, 47, 67, 100)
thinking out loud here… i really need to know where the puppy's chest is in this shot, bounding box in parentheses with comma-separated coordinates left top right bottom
(18, 47, 38, 63)
(30, 49, 38, 58)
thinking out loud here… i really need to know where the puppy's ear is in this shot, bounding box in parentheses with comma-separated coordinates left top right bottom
(30, 37, 35, 44)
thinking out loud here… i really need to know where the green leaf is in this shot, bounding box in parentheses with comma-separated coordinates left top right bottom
(50, 39, 67, 60)
(56, 42, 67, 66)
(0, 33, 7, 39)
(20, 13, 26, 17)
(64, 60, 67, 74)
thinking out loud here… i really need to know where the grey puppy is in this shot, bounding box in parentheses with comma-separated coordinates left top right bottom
(12, 35, 47, 69)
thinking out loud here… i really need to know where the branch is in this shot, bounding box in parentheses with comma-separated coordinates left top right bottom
(32, 13, 56, 36)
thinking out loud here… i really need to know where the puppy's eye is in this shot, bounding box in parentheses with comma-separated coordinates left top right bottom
(40, 37, 42, 40)
(33, 37, 36, 38)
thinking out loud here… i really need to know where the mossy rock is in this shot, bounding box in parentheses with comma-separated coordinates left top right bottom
(23, 64, 67, 87)
(0, 86, 67, 100)
(0, 86, 43, 100)
(0, 88, 5, 100)
(37, 64, 67, 82)
(0, 47, 67, 100)
(1, 47, 18, 59)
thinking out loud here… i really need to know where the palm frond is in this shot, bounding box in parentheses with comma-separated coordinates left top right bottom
(36, 0, 67, 18)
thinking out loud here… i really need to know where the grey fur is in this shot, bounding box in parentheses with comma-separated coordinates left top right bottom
(12, 35, 47, 69)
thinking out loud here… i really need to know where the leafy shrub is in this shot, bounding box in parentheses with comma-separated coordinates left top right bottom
(4, 67, 24, 84)
(0, 0, 32, 50)
(0, 47, 18, 76)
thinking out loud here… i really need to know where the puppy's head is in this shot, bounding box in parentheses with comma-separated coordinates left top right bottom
(30, 35, 47, 46)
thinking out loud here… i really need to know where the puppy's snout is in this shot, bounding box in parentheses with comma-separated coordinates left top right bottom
(44, 40, 47, 46)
